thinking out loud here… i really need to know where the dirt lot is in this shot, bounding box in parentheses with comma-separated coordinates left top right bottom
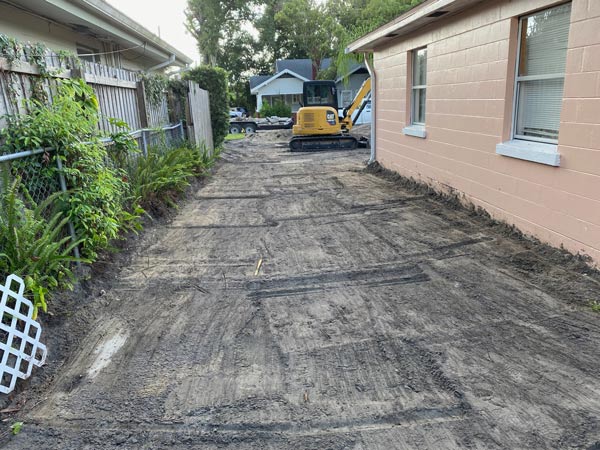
(3, 130, 600, 449)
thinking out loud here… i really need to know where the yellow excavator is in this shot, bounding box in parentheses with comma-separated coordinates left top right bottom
(290, 77, 371, 151)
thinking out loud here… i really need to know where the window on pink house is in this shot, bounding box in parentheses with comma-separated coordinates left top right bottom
(411, 47, 427, 125)
(513, 3, 571, 143)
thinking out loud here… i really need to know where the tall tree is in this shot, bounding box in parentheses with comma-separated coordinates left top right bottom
(185, 0, 255, 66)
(329, 0, 422, 79)
(255, 0, 286, 70)
(326, 0, 369, 31)
(274, 0, 339, 77)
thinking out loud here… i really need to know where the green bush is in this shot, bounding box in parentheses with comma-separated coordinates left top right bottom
(259, 101, 292, 118)
(0, 175, 84, 318)
(184, 66, 229, 148)
(0, 78, 140, 259)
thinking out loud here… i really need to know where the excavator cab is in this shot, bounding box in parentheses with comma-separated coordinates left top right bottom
(290, 78, 371, 151)
(303, 81, 338, 108)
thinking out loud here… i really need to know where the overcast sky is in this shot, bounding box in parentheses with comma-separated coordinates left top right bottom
(106, 0, 200, 65)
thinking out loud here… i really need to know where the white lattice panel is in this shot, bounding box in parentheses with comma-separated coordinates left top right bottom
(0, 275, 47, 394)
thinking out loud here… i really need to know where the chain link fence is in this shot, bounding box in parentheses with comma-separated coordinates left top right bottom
(0, 122, 186, 254)
(0, 148, 59, 207)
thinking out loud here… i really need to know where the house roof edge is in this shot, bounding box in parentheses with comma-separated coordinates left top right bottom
(75, 0, 193, 65)
(346, 0, 484, 53)
(250, 69, 310, 94)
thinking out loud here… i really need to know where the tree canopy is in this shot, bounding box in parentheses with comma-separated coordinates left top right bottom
(185, 0, 422, 110)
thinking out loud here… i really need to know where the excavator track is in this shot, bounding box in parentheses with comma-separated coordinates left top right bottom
(289, 135, 358, 152)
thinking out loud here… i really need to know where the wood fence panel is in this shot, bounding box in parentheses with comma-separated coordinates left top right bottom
(147, 98, 169, 128)
(187, 81, 213, 151)
(0, 54, 176, 137)
(83, 61, 144, 134)
(90, 83, 141, 134)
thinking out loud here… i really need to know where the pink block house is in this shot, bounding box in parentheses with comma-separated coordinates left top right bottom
(348, 0, 600, 265)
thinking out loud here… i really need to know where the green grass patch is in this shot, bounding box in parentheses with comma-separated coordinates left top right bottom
(225, 133, 245, 141)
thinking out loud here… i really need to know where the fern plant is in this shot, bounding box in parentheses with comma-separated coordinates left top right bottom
(129, 144, 208, 207)
(0, 175, 85, 318)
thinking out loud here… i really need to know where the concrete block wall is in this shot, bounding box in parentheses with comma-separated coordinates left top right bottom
(374, 0, 600, 265)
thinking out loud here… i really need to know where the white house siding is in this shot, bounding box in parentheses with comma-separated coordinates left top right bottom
(255, 77, 305, 112)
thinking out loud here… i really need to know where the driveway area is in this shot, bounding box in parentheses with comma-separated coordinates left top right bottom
(5, 133, 600, 449)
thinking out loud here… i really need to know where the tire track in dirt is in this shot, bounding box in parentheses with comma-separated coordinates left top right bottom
(4, 136, 600, 449)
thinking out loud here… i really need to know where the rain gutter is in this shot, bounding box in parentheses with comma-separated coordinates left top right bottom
(364, 53, 376, 164)
(147, 54, 176, 72)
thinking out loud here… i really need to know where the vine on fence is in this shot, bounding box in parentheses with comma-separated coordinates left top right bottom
(0, 34, 83, 110)
(141, 72, 168, 108)
(0, 75, 220, 317)
(0, 34, 22, 65)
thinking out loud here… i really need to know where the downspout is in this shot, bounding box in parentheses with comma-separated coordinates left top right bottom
(364, 53, 376, 164)
(147, 54, 176, 72)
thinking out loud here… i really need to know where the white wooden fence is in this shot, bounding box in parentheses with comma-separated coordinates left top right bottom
(0, 51, 212, 148)
(187, 81, 214, 150)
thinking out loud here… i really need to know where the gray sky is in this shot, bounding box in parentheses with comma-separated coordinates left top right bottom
(106, 0, 200, 65)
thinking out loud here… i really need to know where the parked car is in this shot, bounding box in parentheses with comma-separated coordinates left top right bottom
(229, 108, 243, 119)
(229, 106, 249, 118)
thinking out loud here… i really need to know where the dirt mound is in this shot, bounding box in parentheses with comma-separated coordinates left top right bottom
(246, 129, 292, 144)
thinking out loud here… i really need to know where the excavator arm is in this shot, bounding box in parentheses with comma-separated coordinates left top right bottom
(340, 77, 371, 131)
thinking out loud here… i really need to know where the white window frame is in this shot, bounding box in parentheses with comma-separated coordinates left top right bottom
(411, 47, 427, 126)
(404, 47, 428, 138)
(497, 4, 570, 166)
(511, 6, 569, 145)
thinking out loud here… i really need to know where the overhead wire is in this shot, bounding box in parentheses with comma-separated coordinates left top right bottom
(0, 0, 149, 60)
(76, 42, 147, 57)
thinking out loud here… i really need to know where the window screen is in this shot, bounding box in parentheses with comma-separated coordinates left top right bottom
(514, 3, 571, 143)
(411, 48, 427, 125)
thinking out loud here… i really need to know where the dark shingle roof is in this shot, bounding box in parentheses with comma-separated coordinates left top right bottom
(250, 58, 334, 92)
(274, 58, 332, 80)
(249, 75, 272, 89)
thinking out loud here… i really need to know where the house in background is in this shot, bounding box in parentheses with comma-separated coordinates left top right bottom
(0, 0, 191, 71)
(337, 62, 370, 108)
(250, 58, 369, 114)
(348, 0, 600, 265)
(250, 59, 330, 114)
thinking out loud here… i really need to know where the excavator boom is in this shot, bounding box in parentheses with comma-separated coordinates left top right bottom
(340, 77, 371, 131)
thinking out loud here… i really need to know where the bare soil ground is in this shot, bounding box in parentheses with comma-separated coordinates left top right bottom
(2, 130, 600, 449)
